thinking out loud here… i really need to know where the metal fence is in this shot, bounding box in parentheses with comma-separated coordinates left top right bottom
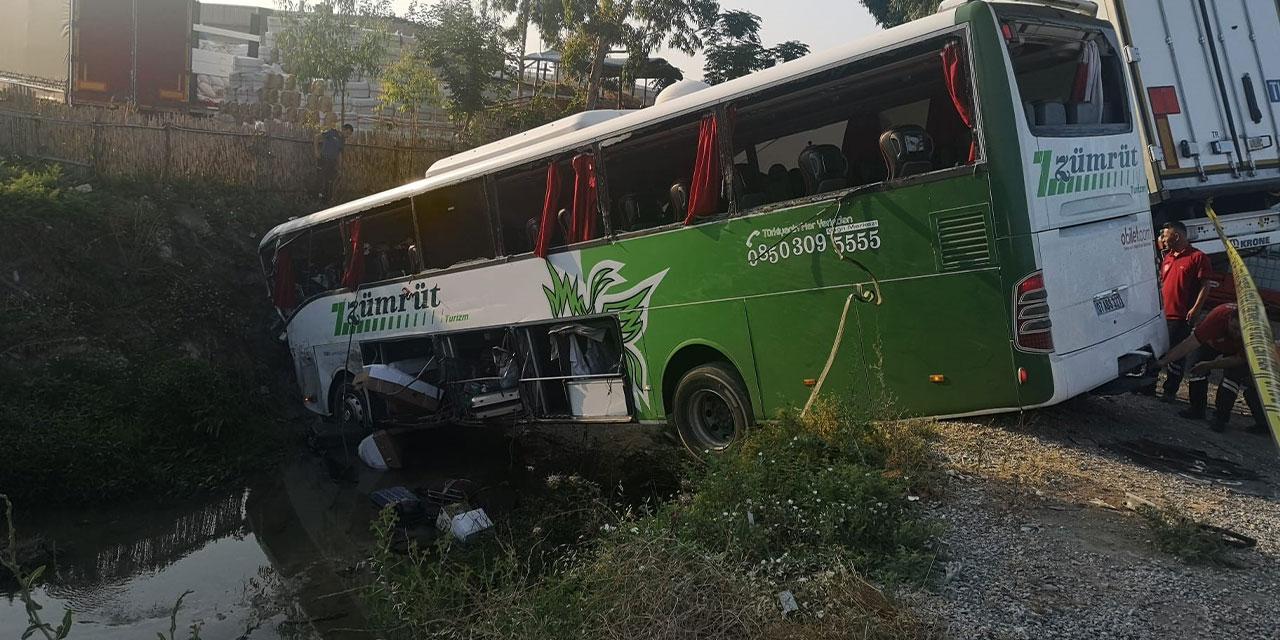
(0, 95, 457, 198)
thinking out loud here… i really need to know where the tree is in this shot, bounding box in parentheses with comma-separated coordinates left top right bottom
(529, 0, 720, 109)
(702, 10, 809, 85)
(276, 0, 393, 122)
(409, 0, 508, 127)
(378, 48, 442, 132)
(860, 0, 936, 28)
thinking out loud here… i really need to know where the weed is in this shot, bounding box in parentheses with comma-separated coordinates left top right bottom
(365, 403, 944, 639)
(1137, 504, 1237, 566)
(0, 157, 302, 505)
(666, 403, 943, 588)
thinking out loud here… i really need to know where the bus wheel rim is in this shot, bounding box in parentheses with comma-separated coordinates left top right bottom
(342, 389, 365, 425)
(689, 388, 735, 448)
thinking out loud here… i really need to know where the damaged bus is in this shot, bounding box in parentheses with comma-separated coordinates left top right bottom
(259, 0, 1166, 452)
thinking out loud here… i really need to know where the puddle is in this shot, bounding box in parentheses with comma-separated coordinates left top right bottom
(1110, 438, 1261, 485)
(1, 426, 520, 640)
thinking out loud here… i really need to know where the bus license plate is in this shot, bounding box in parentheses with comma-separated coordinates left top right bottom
(1093, 292, 1125, 316)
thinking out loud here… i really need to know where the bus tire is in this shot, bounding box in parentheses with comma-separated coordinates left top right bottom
(329, 374, 372, 430)
(672, 362, 752, 454)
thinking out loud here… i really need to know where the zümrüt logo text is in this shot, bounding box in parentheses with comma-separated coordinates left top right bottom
(1034, 145, 1144, 198)
(330, 280, 443, 336)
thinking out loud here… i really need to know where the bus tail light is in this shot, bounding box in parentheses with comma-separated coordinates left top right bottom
(1014, 271, 1054, 353)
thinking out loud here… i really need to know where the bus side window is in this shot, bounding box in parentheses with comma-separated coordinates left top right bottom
(356, 201, 418, 284)
(301, 222, 344, 297)
(601, 113, 707, 231)
(414, 179, 496, 271)
(729, 35, 977, 208)
(494, 158, 575, 254)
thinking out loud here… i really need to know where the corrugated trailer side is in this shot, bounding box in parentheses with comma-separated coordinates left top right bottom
(135, 0, 193, 110)
(71, 0, 134, 105)
(1100, 0, 1280, 253)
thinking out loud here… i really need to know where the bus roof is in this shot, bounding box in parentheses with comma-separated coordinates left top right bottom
(259, 5, 968, 251)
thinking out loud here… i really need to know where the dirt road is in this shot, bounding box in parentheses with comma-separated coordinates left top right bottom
(919, 393, 1280, 639)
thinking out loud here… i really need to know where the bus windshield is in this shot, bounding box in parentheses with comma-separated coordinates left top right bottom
(1004, 19, 1130, 137)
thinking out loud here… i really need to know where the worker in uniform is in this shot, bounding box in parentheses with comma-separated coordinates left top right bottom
(1156, 303, 1268, 434)
(1157, 221, 1212, 403)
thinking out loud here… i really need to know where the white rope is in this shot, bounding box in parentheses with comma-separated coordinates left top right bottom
(802, 291, 856, 418)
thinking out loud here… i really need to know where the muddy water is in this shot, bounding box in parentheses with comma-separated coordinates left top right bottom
(1, 427, 518, 640)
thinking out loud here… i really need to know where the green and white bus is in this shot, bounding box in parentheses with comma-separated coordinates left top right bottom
(259, 0, 1166, 451)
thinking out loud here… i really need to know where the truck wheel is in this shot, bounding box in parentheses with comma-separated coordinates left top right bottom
(672, 362, 752, 454)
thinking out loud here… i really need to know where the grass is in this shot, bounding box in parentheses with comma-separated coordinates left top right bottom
(1137, 504, 1238, 566)
(0, 158, 310, 506)
(364, 401, 946, 640)
(0, 357, 282, 504)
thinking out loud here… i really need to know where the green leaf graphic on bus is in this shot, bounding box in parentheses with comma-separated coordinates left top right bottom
(542, 260, 668, 410)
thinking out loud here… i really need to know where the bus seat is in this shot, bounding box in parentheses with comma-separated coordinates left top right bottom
(878, 125, 934, 179)
(1023, 101, 1035, 128)
(617, 194, 663, 230)
(617, 195, 641, 230)
(525, 217, 541, 248)
(1033, 100, 1066, 126)
(557, 208, 572, 241)
(668, 180, 690, 221)
(733, 164, 768, 210)
(764, 164, 791, 203)
(1066, 101, 1101, 125)
(788, 168, 806, 198)
(797, 144, 848, 195)
(1102, 101, 1120, 124)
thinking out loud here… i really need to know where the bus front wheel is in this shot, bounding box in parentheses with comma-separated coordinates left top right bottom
(672, 362, 752, 454)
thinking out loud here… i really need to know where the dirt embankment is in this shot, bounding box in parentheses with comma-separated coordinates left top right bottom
(0, 159, 313, 505)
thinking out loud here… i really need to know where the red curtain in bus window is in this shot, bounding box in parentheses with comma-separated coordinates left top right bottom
(570, 153, 598, 243)
(684, 113, 720, 225)
(534, 163, 563, 258)
(272, 248, 296, 310)
(941, 42, 978, 163)
(341, 218, 365, 288)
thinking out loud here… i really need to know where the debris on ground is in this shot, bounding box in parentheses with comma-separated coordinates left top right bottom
(435, 503, 492, 542)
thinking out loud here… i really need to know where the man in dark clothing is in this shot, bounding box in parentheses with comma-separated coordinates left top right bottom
(1156, 303, 1268, 433)
(314, 123, 353, 205)
(1158, 220, 1212, 402)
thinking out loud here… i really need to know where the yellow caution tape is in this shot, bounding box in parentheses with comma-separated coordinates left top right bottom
(1205, 202, 1280, 446)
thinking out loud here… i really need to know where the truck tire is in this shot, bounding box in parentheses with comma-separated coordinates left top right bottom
(672, 362, 753, 454)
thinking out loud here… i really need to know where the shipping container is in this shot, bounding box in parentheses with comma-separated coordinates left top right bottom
(0, 0, 193, 110)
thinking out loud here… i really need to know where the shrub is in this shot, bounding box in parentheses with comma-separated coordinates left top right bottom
(365, 403, 944, 639)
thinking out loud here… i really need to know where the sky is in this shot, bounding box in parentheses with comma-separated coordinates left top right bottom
(208, 0, 884, 81)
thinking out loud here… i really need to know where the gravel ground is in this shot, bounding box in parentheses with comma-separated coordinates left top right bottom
(916, 392, 1280, 639)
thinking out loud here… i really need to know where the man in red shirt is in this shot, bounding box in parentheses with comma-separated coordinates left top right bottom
(1156, 303, 1267, 433)
(1158, 221, 1213, 402)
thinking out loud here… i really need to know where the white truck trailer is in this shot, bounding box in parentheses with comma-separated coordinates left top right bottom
(1096, 0, 1280, 256)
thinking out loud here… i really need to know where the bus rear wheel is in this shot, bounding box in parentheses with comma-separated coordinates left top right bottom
(672, 362, 752, 454)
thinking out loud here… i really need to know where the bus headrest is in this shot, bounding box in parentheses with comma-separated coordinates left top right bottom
(879, 125, 934, 179)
